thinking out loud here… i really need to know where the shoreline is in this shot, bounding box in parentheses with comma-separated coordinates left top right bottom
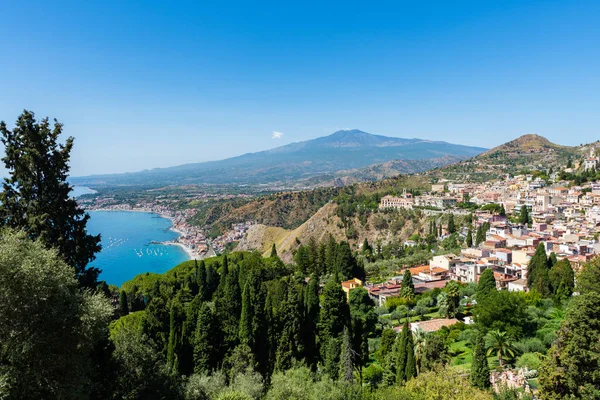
(162, 241, 198, 259)
(88, 208, 198, 260)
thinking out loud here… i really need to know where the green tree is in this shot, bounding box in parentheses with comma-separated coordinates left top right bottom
(539, 292, 600, 399)
(275, 281, 304, 372)
(420, 334, 450, 372)
(194, 303, 219, 374)
(400, 269, 415, 299)
(166, 299, 184, 374)
(239, 269, 268, 375)
(349, 287, 377, 379)
(270, 243, 277, 258)
(395, 320, 409, 384)
(335, 241, 358, 280)
(485, 330, 515, 366)
(476, 268, 496, 301)
(323, 337, 341, 380)
(527, 243, 550, 296)
(473, 290, 529, 338)
(475, 225, 485, 246)
(466, 227, 473, 248)
(294, 245, 310, 275)
(577, 257, 600, 295)
(111, 326, 180, 399)
(339, 327, 354, 383)
(548, 259, 575, 302)
(318, 278, 349, 360)
(519, 205, 530, 225)
(215, 264, 242, 356)
(304, 274, 320, 370)
(120, 290, 130, 316)
(447, 214, 456, 234)
(0, 111, 102, 287)
(0, 229, 112, 398)
(404, 329, 417, 381)
(470, 332, 491, 389)
(444, 281, 461, 318)
(379, 328, 396, 362)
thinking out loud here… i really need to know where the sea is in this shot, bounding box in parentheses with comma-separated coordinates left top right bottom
(76, 187, 191, 286)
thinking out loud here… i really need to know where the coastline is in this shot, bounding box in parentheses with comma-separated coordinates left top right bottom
(88, 208, 198, 260)
(162, 241, 198, 259)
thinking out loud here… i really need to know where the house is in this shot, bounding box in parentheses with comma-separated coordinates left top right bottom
(341, 278, 363, 300)
(429, 254, 460, 270)
(508, 278, 528, 292)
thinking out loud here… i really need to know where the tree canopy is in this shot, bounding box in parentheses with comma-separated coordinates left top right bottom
(0, 111, 102, 287)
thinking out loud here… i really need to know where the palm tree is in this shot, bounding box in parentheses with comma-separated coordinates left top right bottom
(413, 327, 427, 374)
(485, 330, 516, 366)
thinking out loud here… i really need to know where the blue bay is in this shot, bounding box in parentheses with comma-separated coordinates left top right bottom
(86, 211, 190, 287)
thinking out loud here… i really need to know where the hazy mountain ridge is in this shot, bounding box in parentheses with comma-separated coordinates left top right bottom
(71, 129, 486, 187)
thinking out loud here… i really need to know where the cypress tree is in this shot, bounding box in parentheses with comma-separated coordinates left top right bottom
(448, 214, 456, 234)
(239, 269, 269, 376)
(304, 273, 321, 370)
(339, 327, 354, 383)
(476, 268, 497, 300)
(335, 241, 357, 280)
(193, 303, 219, 374)
(466, 228, 473, 248)
(196, 259, 207, 300)
(323, 337, 341, 380)
(0, 111, 102, 287)
(432, 220, 437, 237)
(475, 225, 485, 246)
(349, 287, 377, 382)
(294, 245, 310, 275)
(180, 295, 200, 376)
(270, 243, 277, 258)
(470, 332, 491, 389)
(119, 290, 129, 316)
(166, 300, 183, 374)
(500, 204, 506, 217)
(400, 269, 415, 299)
(318, 278, 349, 360)
(215, 265, 242, 356)
(379, 328, 396, 360)
(519, 205, 530, 225)
(204, 262, 219, 300)
(395, 320, 408, 384)
(275, 281, 304, 371)
(527, 243, 550, 295)
(404, 329, 417, 380)
(325, 235, 338, 274)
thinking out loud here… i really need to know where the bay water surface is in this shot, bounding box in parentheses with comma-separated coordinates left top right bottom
(86, 210, 190, 286)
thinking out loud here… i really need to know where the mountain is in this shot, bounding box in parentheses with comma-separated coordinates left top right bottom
(71, 129, 486, 187)
(426, 134, 582, 182)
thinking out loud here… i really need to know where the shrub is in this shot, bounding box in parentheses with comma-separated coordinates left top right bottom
(515, 352, 541, 370)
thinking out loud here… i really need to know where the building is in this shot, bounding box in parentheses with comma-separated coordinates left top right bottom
(379, 190, 414, 210)
(584, 147, 599, 171)
(341, 278, 363, 300)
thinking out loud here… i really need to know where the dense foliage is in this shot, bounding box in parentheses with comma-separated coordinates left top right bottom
(0, 110, 102, 287)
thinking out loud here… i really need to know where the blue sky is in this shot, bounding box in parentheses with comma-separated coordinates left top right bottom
(1, 0, 599, 176)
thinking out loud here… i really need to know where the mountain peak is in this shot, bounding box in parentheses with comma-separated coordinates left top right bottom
(482, 134, 560, 156)
(317, 129, 414, 148)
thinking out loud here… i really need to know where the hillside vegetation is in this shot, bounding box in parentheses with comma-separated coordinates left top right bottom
(426, 134, 582, 182)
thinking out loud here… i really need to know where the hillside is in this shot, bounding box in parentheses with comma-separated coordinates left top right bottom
(426, 134, 582, 182)
(189, 175, 430, 237)
(71, 129, 486, 187)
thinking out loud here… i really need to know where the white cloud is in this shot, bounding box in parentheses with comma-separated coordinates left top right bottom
(272, 131, 284, 139)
